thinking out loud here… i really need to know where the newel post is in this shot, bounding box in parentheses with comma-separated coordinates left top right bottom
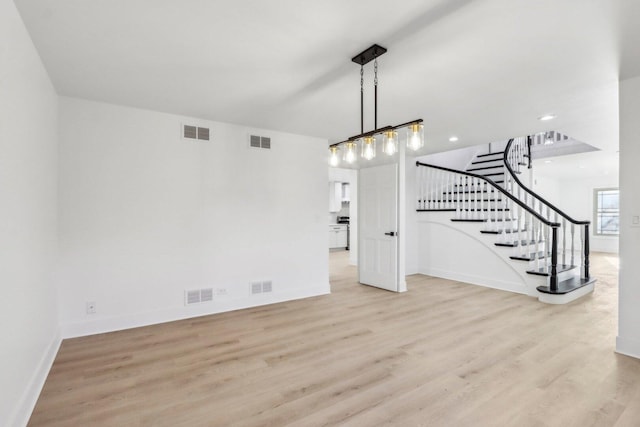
(550, 226, 558, 292)
(583, 224, 590, 279)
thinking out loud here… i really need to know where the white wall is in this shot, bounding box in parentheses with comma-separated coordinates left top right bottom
(405, 156, 419, 275)
(0, 0, 60, 424)
(617, 76, 640, 359)
(533, 173, 619, 253)
(57, 97, 329, 337)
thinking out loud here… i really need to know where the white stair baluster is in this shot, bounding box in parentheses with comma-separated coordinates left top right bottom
(417, 166, 423, 209)
(457, 174, 462, 219)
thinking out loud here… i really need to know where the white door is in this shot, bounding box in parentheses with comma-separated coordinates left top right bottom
(359, 163, 398, 292)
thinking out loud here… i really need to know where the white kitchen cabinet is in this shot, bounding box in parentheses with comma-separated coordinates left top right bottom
(341, 183, 350, 202)
(329, 181, 342, 212)
(328, 224, 348, 249)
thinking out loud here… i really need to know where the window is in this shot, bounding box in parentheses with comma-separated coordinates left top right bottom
(594, 188, 619, 235)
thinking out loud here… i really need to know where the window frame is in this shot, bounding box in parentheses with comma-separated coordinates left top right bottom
(593, 187, 620, 236)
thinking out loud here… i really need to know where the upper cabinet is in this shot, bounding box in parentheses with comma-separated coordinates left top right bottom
(341, 183, 350, 202)
(329, 181, 342, 212)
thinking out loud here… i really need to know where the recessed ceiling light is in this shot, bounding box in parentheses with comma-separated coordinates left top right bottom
(538, 114, 557, 121)
(449, 136, 459, 142)
(579, 165, 586, 169)
(544, 160, 553, 164)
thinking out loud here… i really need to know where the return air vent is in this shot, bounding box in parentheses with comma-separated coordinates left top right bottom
(185, 288, 214, 305)
(183, 124, 210, 141)
(200, 288, 213, 302)
(251, 282, 263, 295)
(249, 135, 271, 149)
(250, 280, 273, 295)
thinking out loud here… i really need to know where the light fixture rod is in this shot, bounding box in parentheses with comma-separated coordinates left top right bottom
(374, 57, 378, 130)
(328, 118, 423, 148)
(360, 65, 364, 134)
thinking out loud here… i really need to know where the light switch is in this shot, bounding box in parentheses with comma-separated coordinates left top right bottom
(633, 215, 640, 225)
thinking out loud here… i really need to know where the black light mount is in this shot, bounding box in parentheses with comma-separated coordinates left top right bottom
(351, 44, 387, 66)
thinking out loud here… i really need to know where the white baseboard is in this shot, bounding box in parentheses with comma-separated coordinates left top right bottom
(616, 335, 640, 360)
(11, 330, 62, 427)
(61, 284, 330, 339)
(419, 267, 528, 295)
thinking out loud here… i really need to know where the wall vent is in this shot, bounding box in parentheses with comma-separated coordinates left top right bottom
(262, 280, 272, 293)
(185, 289, 201, 305)
(249, 135, 271, 149)
(185, 288, 214, 305)
(183, 124, 210, 141)
(251, 282, 263, 294)
(251, 281, 272, 294)
(200, 288, 213, 302)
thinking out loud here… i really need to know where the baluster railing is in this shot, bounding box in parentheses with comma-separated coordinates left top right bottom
(503, 136, 591, 289)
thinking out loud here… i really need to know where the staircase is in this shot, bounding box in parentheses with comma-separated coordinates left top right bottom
(416, 136, 596, 304)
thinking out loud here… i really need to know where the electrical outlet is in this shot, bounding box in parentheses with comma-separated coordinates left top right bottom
(216, 288, 227, 296)
(86, 301, 96, 314)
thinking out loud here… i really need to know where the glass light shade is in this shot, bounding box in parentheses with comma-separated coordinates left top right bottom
(361, 136, 376, 160)
(329, 146, 340, 167)
(407, 123, 424, 151)
(382, 130, 398, 155)
(343, 141, 357, 164)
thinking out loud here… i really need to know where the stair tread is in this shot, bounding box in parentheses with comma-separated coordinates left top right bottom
(510, 251, 551, 261)
(481, 228, 527, 235)
(526, 264, 576, 277)
(537, 277, 596, 295)
(467, 165, 505, 172)
(476, 151, 505, 158)
(439, 196, 505, 201)
(471, 158, 504, 165)
(480, 172, 504, 177)
(416, 209, 457, 212)
(451, 219, 487, 223)
(495, 239, 543, 248)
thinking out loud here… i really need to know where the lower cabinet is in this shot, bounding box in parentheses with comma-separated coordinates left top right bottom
(329, 225, 348, 249)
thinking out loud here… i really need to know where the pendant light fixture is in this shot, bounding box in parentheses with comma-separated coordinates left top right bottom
(343, 141, 358, 164)
(382, 130, 398, 155)
(329, 146, 340, 167)
(407, 123, 425, 151)
(328, 44, 423, 166)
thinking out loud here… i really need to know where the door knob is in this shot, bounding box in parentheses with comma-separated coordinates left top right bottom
(384, 231, 397, 236)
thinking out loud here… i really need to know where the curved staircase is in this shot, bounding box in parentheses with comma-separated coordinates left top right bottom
(416, 136, 596, 304)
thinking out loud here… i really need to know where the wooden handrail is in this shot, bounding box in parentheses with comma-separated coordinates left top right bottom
(503, 137, 590, 225)
(416, 161, 560, 228)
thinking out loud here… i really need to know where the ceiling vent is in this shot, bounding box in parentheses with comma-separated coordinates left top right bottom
(249, 135, 271, 149)
(183, 124, 210, 141)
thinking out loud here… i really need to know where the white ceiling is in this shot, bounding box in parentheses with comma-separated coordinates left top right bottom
(15, 0, 640, 156)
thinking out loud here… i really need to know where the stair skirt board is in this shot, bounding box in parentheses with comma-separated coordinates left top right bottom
(417, 219, 538, 296)
(418, 212, 593, 303)
(419, 267, 528, 296)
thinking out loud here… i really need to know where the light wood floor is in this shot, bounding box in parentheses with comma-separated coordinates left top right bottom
(29, 251, 640, 426)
